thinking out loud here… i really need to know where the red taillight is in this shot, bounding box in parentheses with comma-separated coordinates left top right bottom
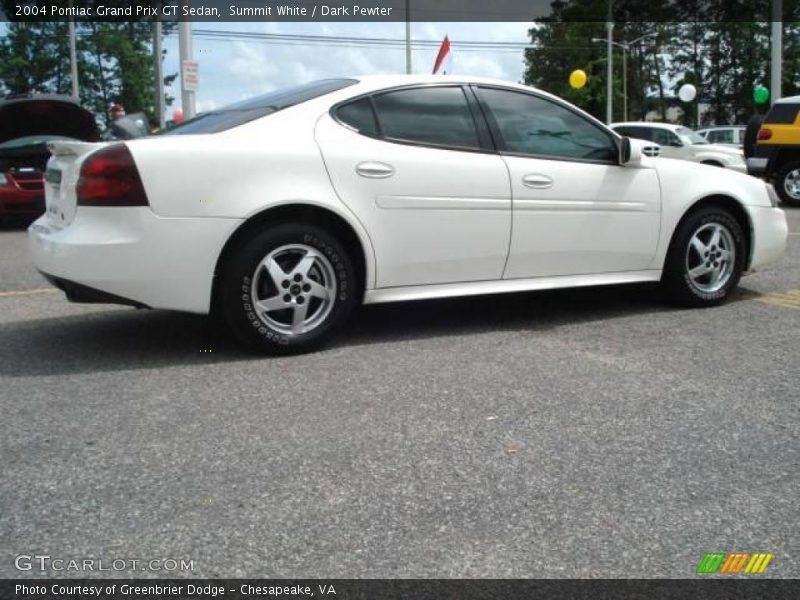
(76, 144, 149, 207)
(757, 127, 773, 141)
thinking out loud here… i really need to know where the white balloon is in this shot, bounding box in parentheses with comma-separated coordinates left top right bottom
(678, 83, 697, 103)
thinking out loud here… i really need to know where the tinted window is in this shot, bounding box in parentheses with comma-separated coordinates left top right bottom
(765, 103, 799, 125)
(164, 78, 357, 135)
(478, 88, 616, 161)
(335, 98, 379, 136)
(614, 126, 652, 141)
(371, 87, 480, 149)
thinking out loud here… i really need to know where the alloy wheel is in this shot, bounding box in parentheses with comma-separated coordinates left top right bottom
(685, 222, 736, 294)
(783, 168, 800, 201)
(250, 244, 337, 336)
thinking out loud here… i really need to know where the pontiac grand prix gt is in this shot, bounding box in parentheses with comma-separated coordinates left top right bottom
(29, 75, 788, 354)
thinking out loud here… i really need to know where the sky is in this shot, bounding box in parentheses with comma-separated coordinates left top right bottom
(161, 22, 533, 116)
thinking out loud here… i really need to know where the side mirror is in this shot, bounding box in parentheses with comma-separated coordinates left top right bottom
(619, 136, 643, 166)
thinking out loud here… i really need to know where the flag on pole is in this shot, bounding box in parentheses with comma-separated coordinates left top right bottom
(432, 35, 451, 74)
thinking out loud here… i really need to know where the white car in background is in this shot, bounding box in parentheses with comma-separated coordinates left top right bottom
(610, 122, 748, 172)
(696, 125, 746, 148)
(29, 75, 787, 354)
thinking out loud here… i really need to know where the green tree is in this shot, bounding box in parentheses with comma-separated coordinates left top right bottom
(0, 22, 73, 96)
(0, 2, 176, 126)
(523, 0, 672, 122)
(524, 0, 791, 126)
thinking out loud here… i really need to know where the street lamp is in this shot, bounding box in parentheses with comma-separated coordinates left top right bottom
(592, 32, 657, 121)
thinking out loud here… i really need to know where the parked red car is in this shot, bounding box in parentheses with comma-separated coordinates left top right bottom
(0, 95, 99, 220)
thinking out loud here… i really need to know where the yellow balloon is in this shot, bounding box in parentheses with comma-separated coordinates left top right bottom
(569, 69, 587, 89)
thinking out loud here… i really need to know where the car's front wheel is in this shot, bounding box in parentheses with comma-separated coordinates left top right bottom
(219, 223, 357, 354)
(661, 207, 745, 307)
(775, 161, 800, 207)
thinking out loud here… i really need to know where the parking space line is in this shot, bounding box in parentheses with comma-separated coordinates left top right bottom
(757, 289, 800, 310)
(0, 288, 57, 298)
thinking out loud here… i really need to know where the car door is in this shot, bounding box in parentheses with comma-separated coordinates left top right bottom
(474, 86, 661, 279)
(315, 85, 511, 288)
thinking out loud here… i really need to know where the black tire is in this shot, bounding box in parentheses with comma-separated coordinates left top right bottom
(661, 207, 746, 307)
(218, 222, 358, 354)
(774, 161, 800, 207)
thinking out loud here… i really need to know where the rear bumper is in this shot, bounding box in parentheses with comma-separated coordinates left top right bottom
(748, 206, 788, 271)
(40, 272, 150, 308)
(28, 207, 242, 313)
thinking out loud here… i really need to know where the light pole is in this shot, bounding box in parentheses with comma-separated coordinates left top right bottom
(405, 0, 411, 74)
(68, 0, 79, 97)
(771, 0, 782, 103)
(178, 0, 196, 119)
(593, 32, 657, 121)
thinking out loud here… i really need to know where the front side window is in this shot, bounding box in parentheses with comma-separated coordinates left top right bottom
(370, 87, 480, 150)
(477, 87, 616, 162)
(676, 127, 708, 145)
(649, 128, 682, 147)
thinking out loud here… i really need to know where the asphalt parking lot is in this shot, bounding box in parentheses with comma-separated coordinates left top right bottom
(1, 209, 798, 579)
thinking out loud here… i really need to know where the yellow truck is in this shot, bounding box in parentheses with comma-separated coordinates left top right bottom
(747, 96, 800, 206)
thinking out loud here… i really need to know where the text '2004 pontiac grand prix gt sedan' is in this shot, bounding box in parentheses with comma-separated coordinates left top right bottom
(29, 75, 788, 354)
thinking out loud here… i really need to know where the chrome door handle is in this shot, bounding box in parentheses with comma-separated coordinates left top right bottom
(522, 173, 554, 189)
(356, 161, 395, 178)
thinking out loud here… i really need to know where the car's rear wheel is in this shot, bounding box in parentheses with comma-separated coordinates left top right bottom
(775, 161, 800, 207)
(661, 207, 745, 307)
(219, 223, 357, 354)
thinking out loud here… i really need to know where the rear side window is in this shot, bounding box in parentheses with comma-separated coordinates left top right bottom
(764, 103, 800, 124)
(335, 98, 379, 136)
(164, 78, 357, 135)
(371, 87, 480, 150)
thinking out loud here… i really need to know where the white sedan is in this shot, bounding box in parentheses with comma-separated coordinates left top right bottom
(29, 75, 787, 354)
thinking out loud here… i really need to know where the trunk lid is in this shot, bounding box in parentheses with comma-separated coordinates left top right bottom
(44, 141, 106, 228)
(0, 95, 99, 144)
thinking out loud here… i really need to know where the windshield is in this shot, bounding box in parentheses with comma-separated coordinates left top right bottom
(163, 78, 358, 135)
(676, 127, 708, 145)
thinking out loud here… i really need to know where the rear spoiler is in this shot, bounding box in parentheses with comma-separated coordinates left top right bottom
(47, 140, 107, 158)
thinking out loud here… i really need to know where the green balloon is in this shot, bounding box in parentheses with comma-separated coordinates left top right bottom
(754, 86, 770, 104)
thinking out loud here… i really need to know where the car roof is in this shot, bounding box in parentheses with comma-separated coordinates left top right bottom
(696, 125, 744, 130)
(774, 95, 800, 105)
(349, 74, 550, 99)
